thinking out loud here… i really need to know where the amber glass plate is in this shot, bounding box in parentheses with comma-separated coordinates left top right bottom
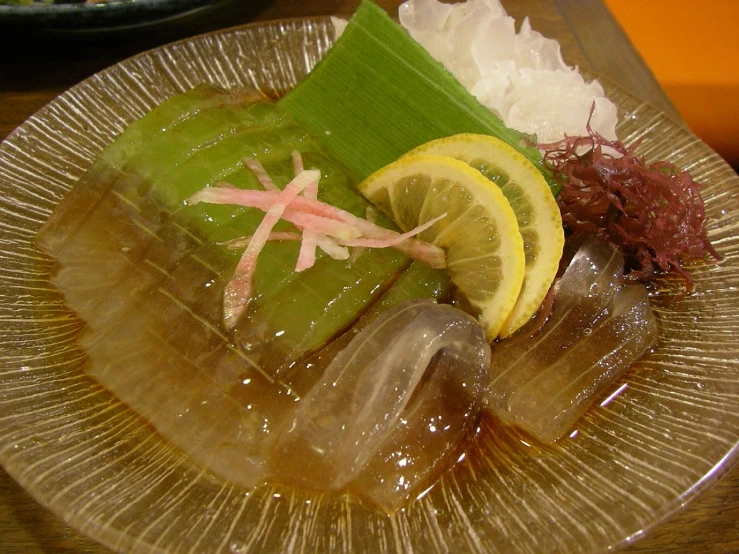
(0, 18, 738, 554)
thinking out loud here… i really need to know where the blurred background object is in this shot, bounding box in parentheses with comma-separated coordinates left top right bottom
(0, 0, 225, 29)
(604, 0, 739, 167)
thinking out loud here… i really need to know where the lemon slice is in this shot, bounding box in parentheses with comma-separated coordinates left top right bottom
(406, 134, 564, 338)
(358, 154, 525, 340)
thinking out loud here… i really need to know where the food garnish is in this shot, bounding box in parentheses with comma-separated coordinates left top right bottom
(359, 153, 525, 340)
(188, 153, 447, 329)
(404, 133, 564, 337)
(219, 167, 321, 329)
(542, 124, 722, 294)
(278, 0, 554, 189)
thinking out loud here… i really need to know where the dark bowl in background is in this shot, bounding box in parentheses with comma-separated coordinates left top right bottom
(0, 0, 226, 30)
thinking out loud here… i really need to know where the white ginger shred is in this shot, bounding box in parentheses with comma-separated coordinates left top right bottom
(320, 0, 614, 143)
(331, 15, 348, 39)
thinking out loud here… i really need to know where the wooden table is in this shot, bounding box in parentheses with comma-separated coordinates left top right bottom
(0, 1, 736, 552)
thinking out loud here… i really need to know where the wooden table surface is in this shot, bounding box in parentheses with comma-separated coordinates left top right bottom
(0, 0, 736, 552)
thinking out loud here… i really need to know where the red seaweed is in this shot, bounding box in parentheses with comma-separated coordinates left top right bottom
(540, 121, 721, 295)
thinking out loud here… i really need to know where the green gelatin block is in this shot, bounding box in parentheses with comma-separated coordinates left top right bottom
(103, 84, 246, 170)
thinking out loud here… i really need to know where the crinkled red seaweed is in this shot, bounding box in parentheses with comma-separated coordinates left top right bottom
(541, 123, 721, 294)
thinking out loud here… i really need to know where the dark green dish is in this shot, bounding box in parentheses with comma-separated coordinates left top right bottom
(0, 0, 223, 29)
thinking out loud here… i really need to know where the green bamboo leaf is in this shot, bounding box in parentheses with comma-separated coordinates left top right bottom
(279, 0, 555, 191)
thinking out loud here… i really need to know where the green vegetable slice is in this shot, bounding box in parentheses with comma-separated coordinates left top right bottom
(103, 84, 243, 170)
(37, 85, 252, 254)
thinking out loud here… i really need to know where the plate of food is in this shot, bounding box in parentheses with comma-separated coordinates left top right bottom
(0, 0, 737, 552)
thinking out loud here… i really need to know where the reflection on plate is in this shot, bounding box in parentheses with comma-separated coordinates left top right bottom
(0, 0, 223, 29)
(0, 17, 738, 554)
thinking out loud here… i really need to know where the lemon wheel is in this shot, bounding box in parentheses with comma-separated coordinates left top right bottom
(406, 134, 564, 337)
(359, 154, 525, 340)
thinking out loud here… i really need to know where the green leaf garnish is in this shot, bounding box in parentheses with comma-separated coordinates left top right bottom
(279, 0, 554, 190)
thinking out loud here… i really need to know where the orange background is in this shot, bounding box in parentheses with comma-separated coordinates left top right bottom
(604, 0, 739, 165)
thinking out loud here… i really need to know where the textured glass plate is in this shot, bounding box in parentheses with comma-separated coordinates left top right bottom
(0, 18, 738, 554)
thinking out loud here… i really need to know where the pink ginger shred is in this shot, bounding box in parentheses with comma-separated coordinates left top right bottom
(243, 158, 280, 192)
(339, 213, 446, 248)
(187, 188, 446, 267)
(291, 150, 304, 175)
(294, 151, 320, 272)
(222, 168, 320, 330)
(221, 232, 350, 261)
(188, 188, 362, 241)
(317, 236, 350, 260)
(188, 156, 448, 329)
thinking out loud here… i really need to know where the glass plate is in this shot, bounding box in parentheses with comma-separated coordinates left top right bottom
(0, 17, 738, 554)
